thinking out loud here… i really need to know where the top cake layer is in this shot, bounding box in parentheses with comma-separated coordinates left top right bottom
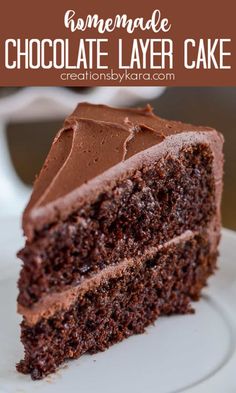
(23, 103, 223, 239)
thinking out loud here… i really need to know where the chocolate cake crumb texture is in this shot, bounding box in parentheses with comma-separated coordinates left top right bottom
(17, 103, 224, 380)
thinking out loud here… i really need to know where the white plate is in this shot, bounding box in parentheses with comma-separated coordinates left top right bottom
(0, 217, 235, 393)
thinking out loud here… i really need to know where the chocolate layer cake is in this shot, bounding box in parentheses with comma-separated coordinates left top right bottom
(17, 103, 224, 380)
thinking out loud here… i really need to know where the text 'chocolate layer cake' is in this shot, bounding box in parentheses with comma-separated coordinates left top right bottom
(16, 103, 224, 380)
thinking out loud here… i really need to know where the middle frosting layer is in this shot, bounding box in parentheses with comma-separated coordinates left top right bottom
(18, 230, 198, 325)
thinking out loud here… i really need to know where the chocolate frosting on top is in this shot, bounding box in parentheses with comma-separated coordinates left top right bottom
(23, 102, 222, 239)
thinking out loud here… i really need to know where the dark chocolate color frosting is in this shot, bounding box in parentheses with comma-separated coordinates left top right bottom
(23, 103, 223, 240)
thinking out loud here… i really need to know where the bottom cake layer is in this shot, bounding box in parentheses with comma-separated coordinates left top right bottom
(17, 232, 218, 380)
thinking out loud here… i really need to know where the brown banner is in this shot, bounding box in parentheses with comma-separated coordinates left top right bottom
(0, 0, 235, 86)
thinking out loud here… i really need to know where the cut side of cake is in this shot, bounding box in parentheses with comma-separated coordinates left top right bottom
(16, 103, 224, 380)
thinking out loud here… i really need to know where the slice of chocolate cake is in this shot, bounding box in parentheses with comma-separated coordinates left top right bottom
(17, 103, 224, 380)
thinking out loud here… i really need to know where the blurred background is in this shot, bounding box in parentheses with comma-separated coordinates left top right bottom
(0, 87, 235, 230)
